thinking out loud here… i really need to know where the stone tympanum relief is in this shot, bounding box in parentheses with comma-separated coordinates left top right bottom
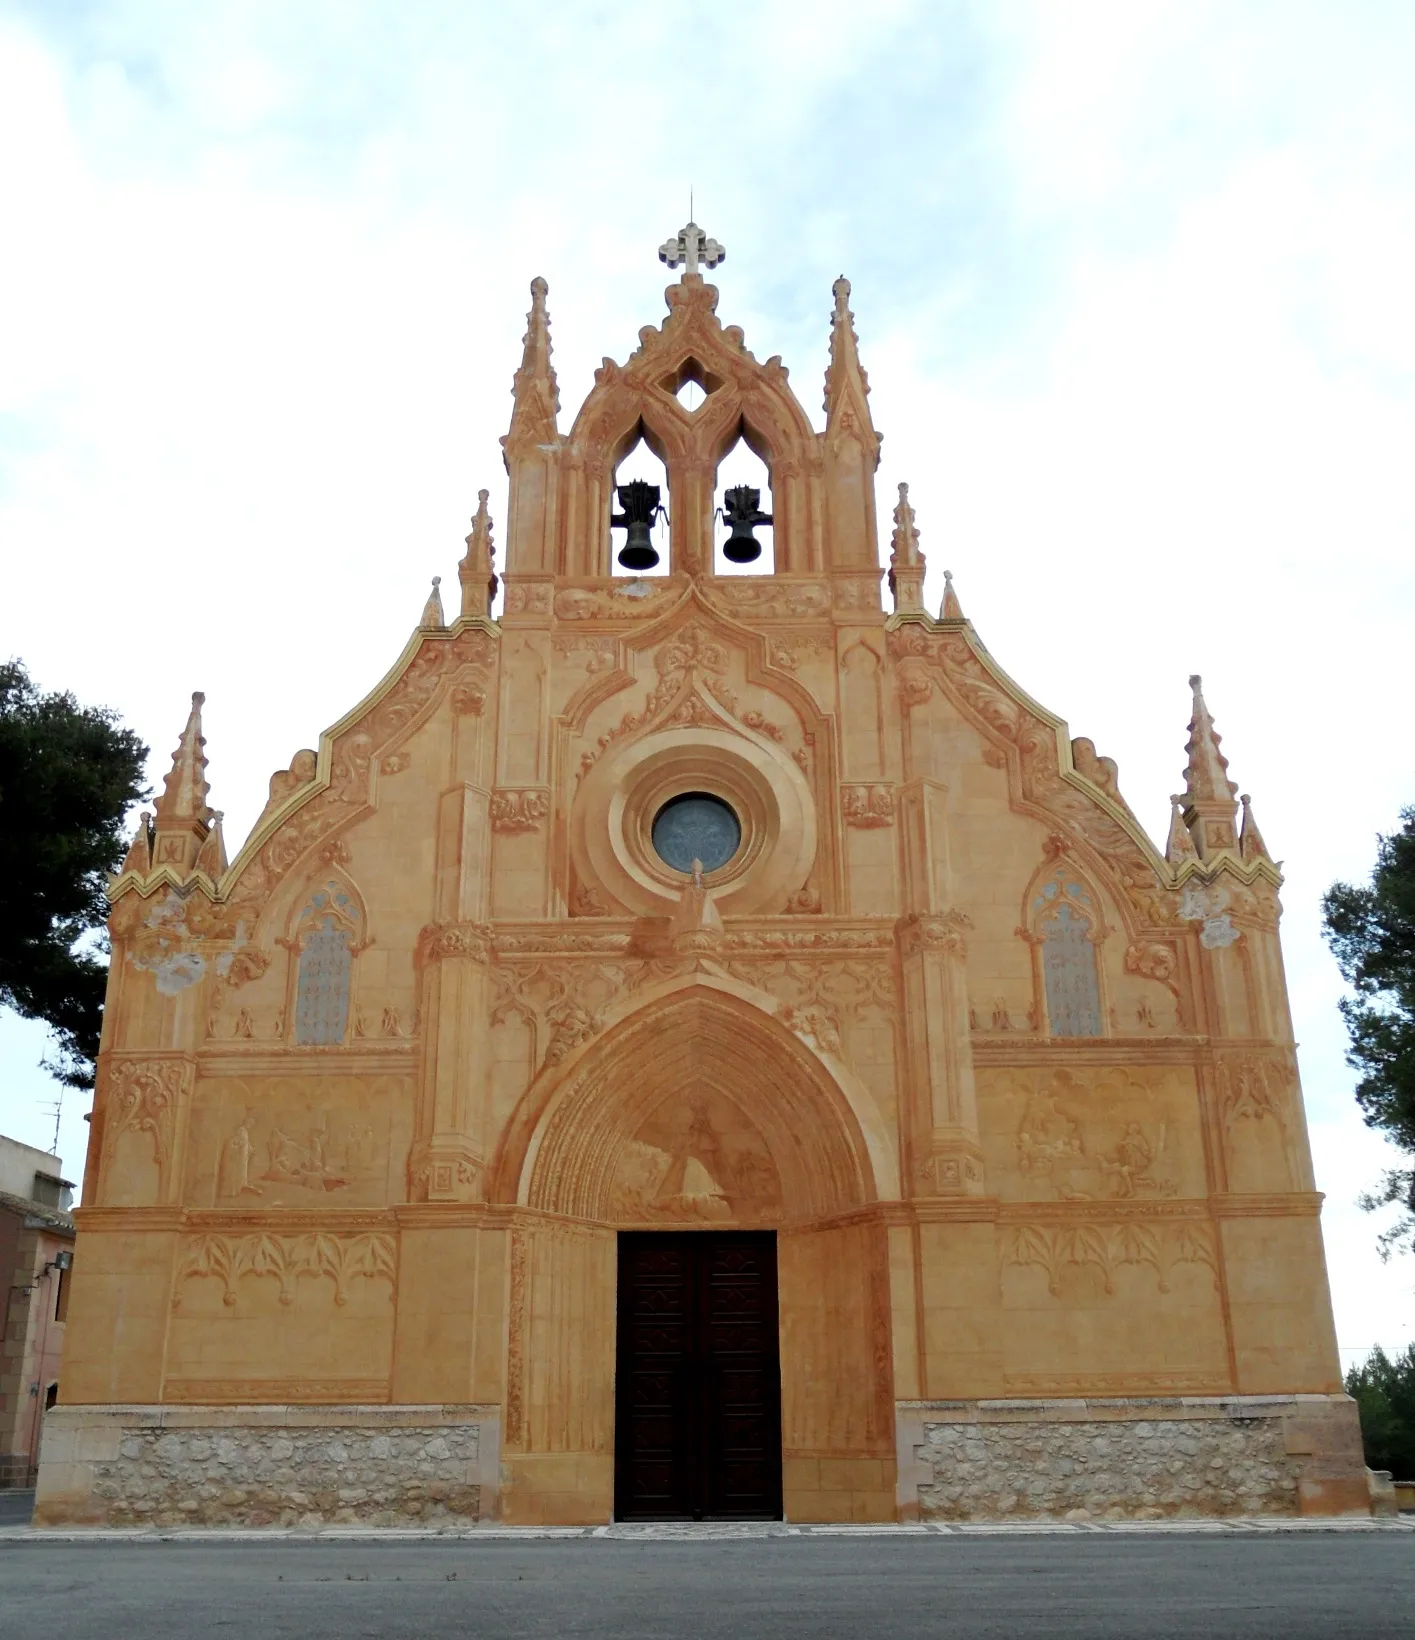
(607, 1089, 783, 1223)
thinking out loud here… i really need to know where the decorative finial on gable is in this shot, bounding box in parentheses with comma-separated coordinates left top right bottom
(459, 489, 498, 619)
(823, 275, 878, 457)
(659, 222, 725, 277)
(941, 569, 965, 621)
(888, 481, 926, 613)
(1165, 794, 1198, 863)
(1239, 793, 1272, 863)
(420, 575, 446, 630)
(119, 810, 154, 876)
(505, 276, 560, 456)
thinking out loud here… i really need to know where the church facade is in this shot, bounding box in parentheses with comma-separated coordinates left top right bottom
(37, 232, 1368, 1526)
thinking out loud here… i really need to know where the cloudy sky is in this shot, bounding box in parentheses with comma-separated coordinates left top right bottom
(2, 1, 1412, 1363)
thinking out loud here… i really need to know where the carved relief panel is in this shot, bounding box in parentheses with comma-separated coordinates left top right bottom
(977, 1065, 1208, 1203)
(185, 1074, 413, 1208)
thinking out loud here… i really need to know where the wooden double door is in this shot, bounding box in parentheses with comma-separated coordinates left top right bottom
(614, 1231, 783, 1520)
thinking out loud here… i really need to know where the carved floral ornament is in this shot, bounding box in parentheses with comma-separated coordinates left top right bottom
(895, 910, 971, 961)
(490, 788, 552, 833)
(99, 1056, 194, 1191)
(841, 783, 895, 828)
(1002, 1219, 1219, 1297)
(172, 1231, 396, 1310)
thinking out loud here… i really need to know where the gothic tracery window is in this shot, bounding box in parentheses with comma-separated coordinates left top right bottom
(293, 883, 360, 1046)
(1034, 878, 1103, 1038)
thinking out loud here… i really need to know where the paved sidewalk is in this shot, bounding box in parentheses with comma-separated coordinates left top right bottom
(4, 1513, 1413, 1541)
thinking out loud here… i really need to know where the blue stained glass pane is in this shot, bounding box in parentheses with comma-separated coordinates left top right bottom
(295, 918, 352, 1045)
(1041, 902, 1103, 1037)
(651, 793, 741, 874)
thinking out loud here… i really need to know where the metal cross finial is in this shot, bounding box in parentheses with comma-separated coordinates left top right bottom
(659, 221, 725, 275)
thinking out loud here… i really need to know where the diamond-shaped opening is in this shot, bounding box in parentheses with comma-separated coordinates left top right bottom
(660, 357, 724, 415)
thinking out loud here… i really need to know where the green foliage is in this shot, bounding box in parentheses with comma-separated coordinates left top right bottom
(1323, 806, 1415, 1258)
(0, 660, 148, 1088)
(1345, 1344, 1415, 1479)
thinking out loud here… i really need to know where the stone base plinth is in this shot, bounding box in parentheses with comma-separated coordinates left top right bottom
(33, 1404, 501, 1528)
(896, 1395, 1370, 1522)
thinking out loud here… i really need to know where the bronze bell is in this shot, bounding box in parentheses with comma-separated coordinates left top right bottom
(721, 484, 773, 564)
(612, 480, 664, 571)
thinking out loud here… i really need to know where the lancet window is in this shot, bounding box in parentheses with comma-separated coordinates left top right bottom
(292, 880, 362, 1046)
(1033, 877, 1104, 1038)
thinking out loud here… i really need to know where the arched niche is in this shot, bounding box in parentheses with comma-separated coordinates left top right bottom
(494, 980, 883, 1221)
(713, 431, 776, 576)
(608, 421, 672, 578)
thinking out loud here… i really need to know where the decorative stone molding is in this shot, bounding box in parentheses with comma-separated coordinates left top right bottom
(416, 921, 494, 966)
(911, 1136, 985, 1197)
(553, 582, 678, 621)
(502, 580, 553, 616)
(841, 783, 895, 828)
(701, 578, 830, 620)
(409, 1149, 484, 1203)
(490, 787, 551, 833)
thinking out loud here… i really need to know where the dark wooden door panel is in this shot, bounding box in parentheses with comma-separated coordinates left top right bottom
(615, 1231, 782, 1521)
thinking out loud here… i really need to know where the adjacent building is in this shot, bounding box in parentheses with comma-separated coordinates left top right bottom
(1, 1136, 74, 1488)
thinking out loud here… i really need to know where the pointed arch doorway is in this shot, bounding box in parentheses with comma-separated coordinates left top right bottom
(615, 1230, 783, 1521)
(495, 982, 896, 1526)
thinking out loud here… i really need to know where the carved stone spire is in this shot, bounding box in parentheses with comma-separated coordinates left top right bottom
(150, 692, 216, 876)
(822, 277, 881, 572)
(1179, 675, 1240, 860)
(459, 490, 498, 619)
(941, 569, 964, 621)
(505, 276, 560, 455)
(823, 276, 878, 455)
(420, 575, 446, 630)
(888, 482, 926, 613)
(154, 692, 211, 827)
(1239, 793, 1272, 863)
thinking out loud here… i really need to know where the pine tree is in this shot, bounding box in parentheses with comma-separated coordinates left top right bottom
(0, 660, 148, 1088)
(1323, 807, 1415, 1257)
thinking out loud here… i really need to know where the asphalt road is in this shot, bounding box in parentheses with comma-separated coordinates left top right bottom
(3, 1535, 1414, 1640)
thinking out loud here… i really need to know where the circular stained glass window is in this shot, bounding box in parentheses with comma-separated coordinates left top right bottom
(651, 792, 742, 874)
